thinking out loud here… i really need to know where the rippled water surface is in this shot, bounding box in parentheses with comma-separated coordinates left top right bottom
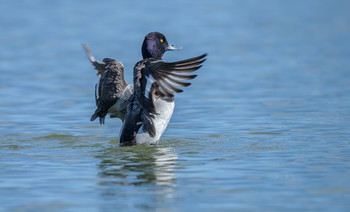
(1, 0, 350, 211)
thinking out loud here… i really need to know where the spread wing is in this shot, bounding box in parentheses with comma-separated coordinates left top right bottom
(90, 58, 125, 125)
(134, 54, 207, 115)
(82, 43, 106, 77)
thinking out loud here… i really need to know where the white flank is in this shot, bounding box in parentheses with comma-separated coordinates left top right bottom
(136, 98, 175, 145)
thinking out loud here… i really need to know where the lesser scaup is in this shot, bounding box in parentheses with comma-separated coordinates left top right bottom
(84, 32, 206, 145)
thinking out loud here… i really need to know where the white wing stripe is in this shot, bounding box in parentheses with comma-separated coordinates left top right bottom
(144, 75, 155, 99)
(95, 80, 100, 100)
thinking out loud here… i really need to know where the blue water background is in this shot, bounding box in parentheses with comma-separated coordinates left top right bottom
(1, 0, 350, 211)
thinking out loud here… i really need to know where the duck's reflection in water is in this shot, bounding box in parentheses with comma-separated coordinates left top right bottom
(97, 144, 177, 186)
(97, 142, 177, 211)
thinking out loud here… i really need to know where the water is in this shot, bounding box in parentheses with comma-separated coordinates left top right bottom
(1, 0, 350, 211)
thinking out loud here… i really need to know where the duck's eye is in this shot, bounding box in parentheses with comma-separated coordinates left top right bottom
(160, 39, 164, 43)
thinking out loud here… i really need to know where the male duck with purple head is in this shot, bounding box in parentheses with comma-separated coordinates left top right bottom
(84, 32, 207, 146)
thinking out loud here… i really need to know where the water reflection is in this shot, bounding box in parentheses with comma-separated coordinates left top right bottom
(96, 144, 177, 187)
(95, 144, 178, 210)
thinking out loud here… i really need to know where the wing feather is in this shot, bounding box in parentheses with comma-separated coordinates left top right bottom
(159, 54, 207, 68)
(90, 58, 125, 124)
(134, 54, 207, 115)
(82, 43, 106, 77)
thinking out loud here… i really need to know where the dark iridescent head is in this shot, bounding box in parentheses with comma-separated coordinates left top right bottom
(142, 32, 182, 59)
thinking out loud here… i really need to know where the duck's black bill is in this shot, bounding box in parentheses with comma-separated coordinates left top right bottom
(167, 44, 182, 51)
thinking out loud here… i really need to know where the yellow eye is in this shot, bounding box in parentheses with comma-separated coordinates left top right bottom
(160, 39, 164, 43)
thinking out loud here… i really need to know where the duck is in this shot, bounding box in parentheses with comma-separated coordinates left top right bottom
(84, 32, 207, 145)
